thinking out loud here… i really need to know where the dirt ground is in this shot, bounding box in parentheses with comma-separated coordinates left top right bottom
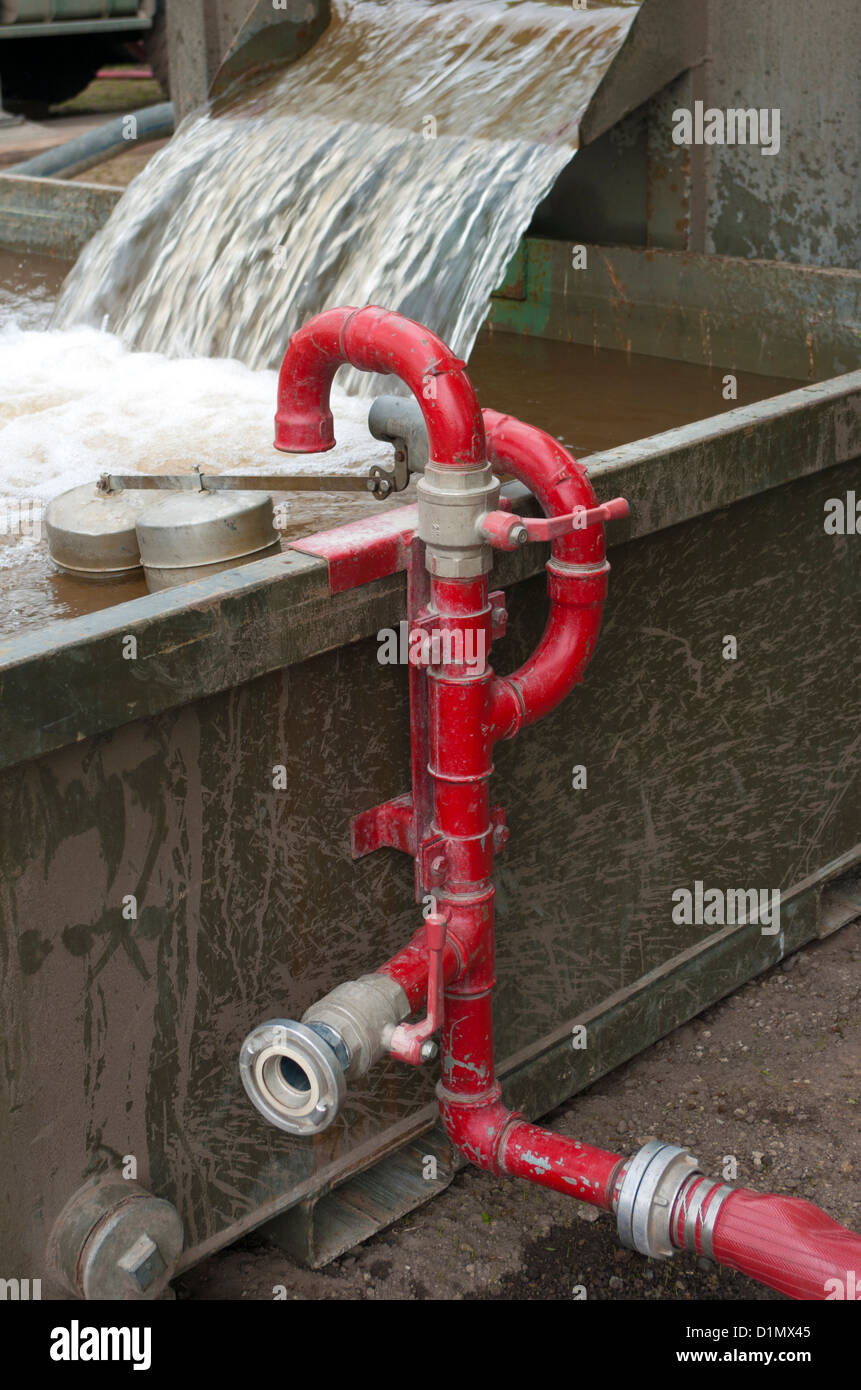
(178, 918, 861, 1302)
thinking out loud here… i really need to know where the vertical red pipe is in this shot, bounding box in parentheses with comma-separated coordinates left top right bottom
(427, 561, 623, 1206)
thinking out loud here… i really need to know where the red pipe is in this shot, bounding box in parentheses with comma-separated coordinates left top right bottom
(274, 304, 486, 465)
(274, 308, 861, 1302)
(481, 410, 612, 740)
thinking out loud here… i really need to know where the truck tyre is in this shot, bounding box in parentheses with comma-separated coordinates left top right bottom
(0, 37, 106, 115)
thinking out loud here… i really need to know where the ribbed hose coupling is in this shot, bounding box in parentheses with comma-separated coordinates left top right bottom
(616, 1140, 711, 1259)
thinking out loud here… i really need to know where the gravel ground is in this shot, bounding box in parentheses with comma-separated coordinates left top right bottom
(179, 918, 861, 1302)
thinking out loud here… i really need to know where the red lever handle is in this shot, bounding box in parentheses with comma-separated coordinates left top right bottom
(480, 497, 628, 551)
(387, 912, 448, 1066)
(712, 1187, 861, 1301)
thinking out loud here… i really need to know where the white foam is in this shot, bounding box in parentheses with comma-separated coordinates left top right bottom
(0, 323, 388, 504)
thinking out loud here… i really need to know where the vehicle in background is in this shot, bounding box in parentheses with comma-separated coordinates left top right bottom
(0, 1, 167, 114)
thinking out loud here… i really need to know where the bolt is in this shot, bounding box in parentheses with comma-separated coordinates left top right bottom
(312, 1102, 330, 1124)
(509, 523, 528, 546)
(429, 853, 447, 881)
(118, 1233, 166, 1294)
(420, 1040, 439, 1062)
(492, 824, 509, 851)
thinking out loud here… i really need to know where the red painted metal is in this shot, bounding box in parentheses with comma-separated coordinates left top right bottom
(97, 66, 154, 80)
(480, 496, 629, 549)
(388, 912, 449, 1065)
(274, 305, 486, 465)
(377, 920, 463, 1013)
(290, 503, 417, 593)
(481, 410, 615, 740)
(276, 308, 861, 1302)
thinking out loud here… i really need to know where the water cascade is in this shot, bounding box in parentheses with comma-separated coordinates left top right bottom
(54, 0, 639, 392)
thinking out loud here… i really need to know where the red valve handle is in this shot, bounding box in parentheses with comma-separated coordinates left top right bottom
(480, 497, 628, 551)
(387, 912, 449, 1066)
(711, 1187, 861, 1301)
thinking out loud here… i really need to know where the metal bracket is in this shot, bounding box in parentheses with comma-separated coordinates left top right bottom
(96, 459, 409, 500)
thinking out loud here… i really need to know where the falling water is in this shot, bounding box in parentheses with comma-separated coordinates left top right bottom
(54, 0, 639, 393)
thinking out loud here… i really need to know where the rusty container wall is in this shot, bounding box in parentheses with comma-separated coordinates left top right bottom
(1, 251, 860, 1290)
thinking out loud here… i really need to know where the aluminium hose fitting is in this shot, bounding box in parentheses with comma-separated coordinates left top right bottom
(239, 973, 409, 1137)
(615, 1139, 737, 1260)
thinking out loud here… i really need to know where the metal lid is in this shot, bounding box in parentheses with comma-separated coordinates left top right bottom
(135, 489, 279, 571)
(143, 539, 281, 592)
(45, 483, 153, 574)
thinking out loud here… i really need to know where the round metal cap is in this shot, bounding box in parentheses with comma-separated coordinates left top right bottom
(143, 539, 281, 592)
(48, 1173, 184, 1300)
(45, 483, 153, 575)
(136, 489, 279, 571)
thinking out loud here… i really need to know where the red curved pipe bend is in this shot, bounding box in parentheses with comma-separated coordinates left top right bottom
(438, 1091, 622, 1211)
(274, 304, 486, 466)
(482, 410, 610, 741)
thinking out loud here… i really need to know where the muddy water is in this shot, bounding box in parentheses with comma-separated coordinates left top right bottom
(54, 0, 639, 393)
(468, 329, 797, 455)
(0, 251, 70, 330)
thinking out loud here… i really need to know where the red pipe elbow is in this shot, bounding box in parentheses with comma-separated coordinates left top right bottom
(440, 1091, 622, 1209)
(274, 305, 486, 466)
(482, 410, 611, 739)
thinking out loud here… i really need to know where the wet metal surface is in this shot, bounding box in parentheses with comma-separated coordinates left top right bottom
(1, 445, 858, 1284)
